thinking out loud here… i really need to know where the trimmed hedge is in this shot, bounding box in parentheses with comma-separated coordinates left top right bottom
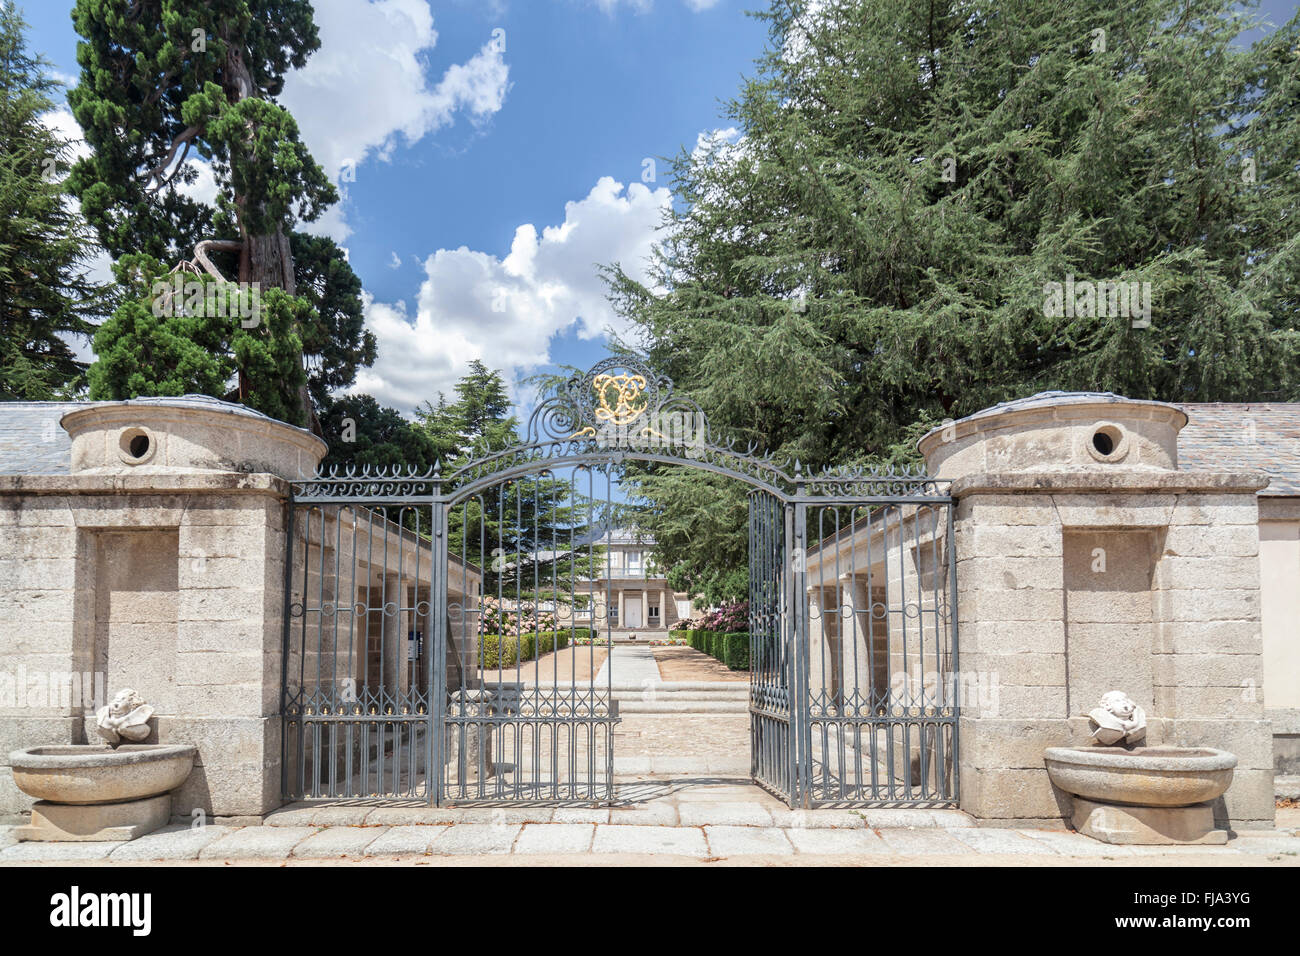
(479, 630, 572, 668)
(678, 629, 749, 670)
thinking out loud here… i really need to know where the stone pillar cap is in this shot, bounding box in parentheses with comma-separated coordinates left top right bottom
(918, 391, 1190, 481)
(61, 395, 327, 480)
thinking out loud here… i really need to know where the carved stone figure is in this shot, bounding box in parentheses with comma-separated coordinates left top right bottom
(1088, 690, 1146, 746)
(96, 689, 154, 745)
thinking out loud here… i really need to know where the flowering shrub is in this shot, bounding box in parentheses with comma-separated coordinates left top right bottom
(477, 595, 557, 636)
(686, 601, 748, 633)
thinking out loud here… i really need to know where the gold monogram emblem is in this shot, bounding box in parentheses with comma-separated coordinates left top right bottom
(592, 372, 648, 426)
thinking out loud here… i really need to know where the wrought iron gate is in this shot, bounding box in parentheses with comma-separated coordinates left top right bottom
(748, 490, 798, 802)
(281, 356, 956, 807)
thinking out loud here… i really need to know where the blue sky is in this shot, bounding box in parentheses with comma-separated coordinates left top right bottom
(22, 0, 1300, 416)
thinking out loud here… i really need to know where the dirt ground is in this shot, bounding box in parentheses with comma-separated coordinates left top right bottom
(652, 645, 747, 682)
(477, 644, 609, 685)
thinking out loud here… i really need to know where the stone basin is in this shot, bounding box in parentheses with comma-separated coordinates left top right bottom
(9, 744, 197, 806)
(1044, 746, 1236, 808)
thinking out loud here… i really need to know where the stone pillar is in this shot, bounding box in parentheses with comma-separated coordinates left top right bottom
(919, 393, 1274, 830)
(0, 397, 326, 824)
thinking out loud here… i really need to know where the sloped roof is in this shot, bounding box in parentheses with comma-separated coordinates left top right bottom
(1178, 403, 1300, 496)
(0, 401, 88, 475)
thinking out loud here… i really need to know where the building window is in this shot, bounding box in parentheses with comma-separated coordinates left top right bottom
(626, 550, 641, 571)
(609, 604, 618, 627)
(648, 603, 660, 626)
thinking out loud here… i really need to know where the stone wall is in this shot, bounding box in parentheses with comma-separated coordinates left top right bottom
(0, 475, 289, 823)
(920, 393, 1275, 831)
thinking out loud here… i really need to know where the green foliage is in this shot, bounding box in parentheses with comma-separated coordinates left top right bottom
(318, 393, 440, 473)
(87, 256, 232, 400)
(478, 630, 572, 670)
(87, 254, 310, 425)
(609, 0, 1300, 596)
(0, 1, 105, 399)
(291, 232, 376, 407)
(683, 630, 750, 670)
(230, 286, 309, 426)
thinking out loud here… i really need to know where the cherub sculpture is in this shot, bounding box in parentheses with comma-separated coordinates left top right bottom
(1088, 690, 1146, 746)
(96, 688, 154, 745)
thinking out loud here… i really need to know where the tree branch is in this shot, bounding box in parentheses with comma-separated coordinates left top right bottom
(191, 239, 244, 281)
(142, 125, 201, 193)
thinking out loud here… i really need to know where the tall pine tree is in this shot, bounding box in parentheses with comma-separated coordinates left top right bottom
(607, 0, 1300, 602)
(0, 1, 103, 399)
(68, 0, 374, 429)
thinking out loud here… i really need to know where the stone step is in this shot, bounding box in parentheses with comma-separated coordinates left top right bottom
(263, 799, 976, 830)
(612, 689, 749, 702)
(617, 699, 750, 714)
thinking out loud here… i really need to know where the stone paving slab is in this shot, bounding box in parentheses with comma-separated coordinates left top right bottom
(678, 802, 774, 827)
(428, 824, 521, 855)
(861, 809, 970, 829)
(365, 826, 448, 856)
(1015, 829, 1138, 857)
(199, 826, 318, 860)
(771, 809, 865, 829)
(786, 828, 888, 855)
(109, 824, 233, 861)
(553, 807, 611, 824)
(948, 828, 1059, 855)
(610, 804, 679, 826)
(0, 826, 17, 852)
(363, 807, 458, 826)
(591, 825, 710, 856)
(3, 821, 1297, 862)
(704, 826, 794, 856)
(292, 826, 387, 858)
(444, 807, 557, 826)
(514, 823, 596, 854)
(2, 840, 125, 861)
(1227, 837, 1300, 857)
(266, 805, 373, 827)
(876, 828, 975, 855)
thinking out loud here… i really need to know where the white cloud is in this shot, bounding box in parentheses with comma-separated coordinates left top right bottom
(40, 106, 89, 162)
(280, 0, 509, 185)
(389, 252, 403, 269)
(354, 176, 671, 412)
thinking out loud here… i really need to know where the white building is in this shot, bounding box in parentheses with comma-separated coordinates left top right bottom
(574, 529, 697, 642)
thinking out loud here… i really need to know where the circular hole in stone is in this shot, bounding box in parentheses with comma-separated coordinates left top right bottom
(118, 427, 154, 464)
(1089, 424, 1125, 461)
